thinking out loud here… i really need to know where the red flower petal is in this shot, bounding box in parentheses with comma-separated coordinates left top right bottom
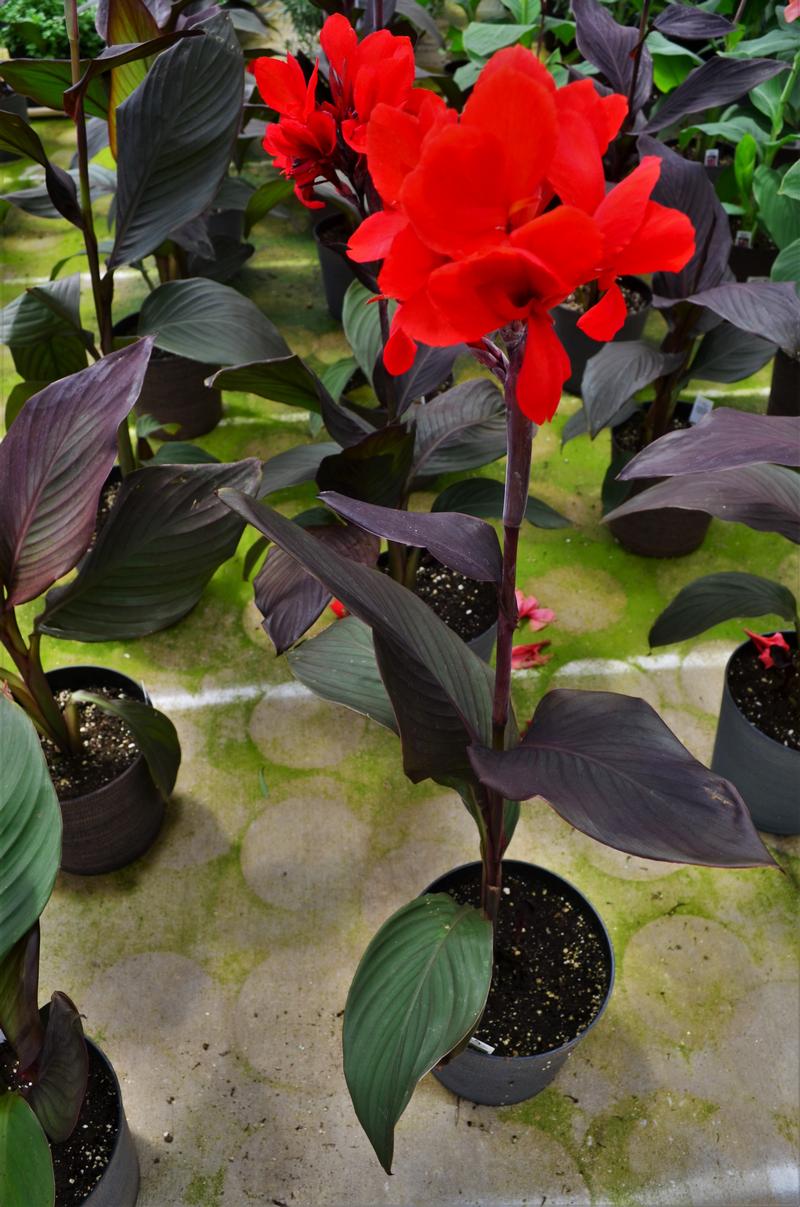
(516, 314, 571, 424)
(366, 104, 428, 206)
(577, 279, 628, 341)
(511, 640, 552, 669)
(384, 325, 417, 374)
(378, 222, 446, 301)
(253, 56, 309, 118)
(612, 200, 695, 276)
(349, 211, 408, 262)
(594, 156, 662, 261)
(427, 249, 544, 342)
(510, 206, 603, 300)
(320, 13, 358, 103)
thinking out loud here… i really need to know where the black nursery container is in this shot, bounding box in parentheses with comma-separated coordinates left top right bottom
(76, 1037, 139, 1207)
(711, 633, 800, 836)
(553, 275, 651, 397)
(767, 349, 800, 417)
(46, 666, 167, 875)
(425, 861, 615, 1107)
(313, 215, 359, 320)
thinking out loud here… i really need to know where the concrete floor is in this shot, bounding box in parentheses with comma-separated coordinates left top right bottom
(2, 119, 799, 1207)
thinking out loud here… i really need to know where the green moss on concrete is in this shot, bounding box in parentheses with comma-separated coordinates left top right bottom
(184, 1167, 225, 1206)
(500, 1085, 579, 1149)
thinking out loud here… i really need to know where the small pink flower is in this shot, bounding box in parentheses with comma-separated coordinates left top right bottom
(330, 599, 349, 619)
(785, 0, 800, 22)
(744, 629, 791, 670)
(515, 590, 556, 631)
(511, 641, 551, 669)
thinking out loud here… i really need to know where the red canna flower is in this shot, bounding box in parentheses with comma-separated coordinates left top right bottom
(330, 599, 349, 619)
(511, 641, 552, 669)
(515, 590, 556, 631)
(744, 630, 792, 670)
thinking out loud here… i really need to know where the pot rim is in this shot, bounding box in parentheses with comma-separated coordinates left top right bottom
(44, 664, 152, 806)
(721, 631, 800, 758)
(424, 858, 616, 1066)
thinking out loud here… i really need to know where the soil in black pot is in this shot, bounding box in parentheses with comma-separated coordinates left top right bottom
(412, 553, 497, 642)
(442, 864, 612, 1057)
(91, 471, 122, 547)
(561, 279, 648, 318)
(728, 641, 800, 751)
(0, 1041, 119, 1207)
(41, 687, 139, 798)
(613, 408, 690, 454)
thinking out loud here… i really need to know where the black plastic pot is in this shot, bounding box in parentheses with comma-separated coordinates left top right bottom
(113, 313, 222, 440)
(313, 215, 359, 321)
(426, 861, 615, 1107)
(45, 666, 166, 875)
(711, 633, 800, 836)
(767, 349, 800, 417)
(552, 275, 652, 397)
(729, 241, 777, 283)
(607, 402, 712, 558)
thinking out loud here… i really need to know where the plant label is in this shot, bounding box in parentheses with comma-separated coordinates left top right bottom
(468, 1037, 496, 1055)
(734, 229, 753, 249)
(689, 395, 714, 425)
(704, 148, 720, 168)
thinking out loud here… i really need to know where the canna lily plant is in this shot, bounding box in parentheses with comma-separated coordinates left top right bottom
(220, 45, 777, 1172)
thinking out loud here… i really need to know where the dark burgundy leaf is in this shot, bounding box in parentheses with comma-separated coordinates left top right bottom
(605, 464, 800, 543)
(286, 616, 398, 733)
(690, 322, 776, 384)
(572, 0, 653, 111)
(649, 572, 798, 647)
(63, 31, 203, 116)
(373, 343, 462, 417)
(0, 112, 83, 227)
(685, 281, 800, 354)
(582, 341, 684, 436)
(0, 339, 153, 608)
(431, 478, 571, 529)
(643, 56, 788, 134)
(317, 425, 416, 507)
(620, 409, 800, 478)
(254, 523, 379, 653)
(259, 443, 340, 496)
(219, 491, 494, 742)
(0, 925, 44, 1073)
(320, 391, 375, 448)
(653, 5, 734, 39)
(638, 136, 731, 298)
(468, 689, 775, 868)
(411, 378, 506, 477)
(27, 992, 88, 1144)
(319, 492, 503, 583)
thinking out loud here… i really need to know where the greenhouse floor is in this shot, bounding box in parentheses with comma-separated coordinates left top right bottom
(2, 122, 799, 1207)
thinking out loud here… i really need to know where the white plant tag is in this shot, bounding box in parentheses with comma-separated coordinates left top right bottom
(689, 395, 713, 425)
(734, 229, 753, 249)
(469, 1037, 496, 1055)
(704, 147, 720, 167)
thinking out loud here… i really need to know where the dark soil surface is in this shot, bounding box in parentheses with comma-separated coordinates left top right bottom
(613, 409, 691, 455)
(413, 552, 497, 642)
(442, 864, 612, 1057)
(562, 281, 648, 316)
(92, 475, 121, 545)
(41, 687, 139, 799)
(0, 1041, 119, 1207)
(728, 640, 800, 751)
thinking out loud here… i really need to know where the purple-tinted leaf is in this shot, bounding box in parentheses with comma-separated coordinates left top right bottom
(320, 391, 376, 448)
(319, 492, 503, 583)
(411, 378, 506, 477)
(643, 56, 787, 134)
(685, 281, 800, 353)
(653, 6, 734, 40)
(259, 443, 340, 497)
(27, 992, 88, 1144)
(63, 31, 202, 118)
(72, 692, 181, 800)
(209, 355, 330, 413)
(572, 0, 653, 111)
(606, 464, 800, 542)
(0, 339, 153, 609)
(317, 426, 416, 507)
(374, 343, 461, 417)
(620, 408, 800, 478)
(638, 136, 731, 298)
(649, 572, 798, 647)
(0, 112, 82, 227)
(0, 926, 44, 1073)
(431, 478, 571, 529)
(254, 523, 379, 653)
(582, 341, 684, 436)
(287, 616, 398, 733)
(220, 491, 494, 742)
(469, 689, 775, 868)
(690, 321, 776, 384)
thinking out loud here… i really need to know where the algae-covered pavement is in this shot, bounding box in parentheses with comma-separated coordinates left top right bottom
(2, 121, 799, 1207)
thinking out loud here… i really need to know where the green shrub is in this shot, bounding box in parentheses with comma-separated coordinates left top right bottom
(1, 0, 104, 60)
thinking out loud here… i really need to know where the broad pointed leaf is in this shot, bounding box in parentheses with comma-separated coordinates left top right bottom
(411, 379, 506, 477)
(0, 59, 108, 117)
(3, 164, 115, 223)
(243, 177, 294, 235)
(772, 238, 800, 286)
(0, 1094, 54, 1207)
(690, 322, 776, 384)
(582, 342, 684, 437)
(650, 572, 798, 647)
(138, 279, 288, 365)
(0, 112, 81, 227)
(0, 275, 88, 383)
(606, 463, 800, 542)
(620, 409, 800, 478)
(374, 343, 462, 416)
(27, 993, 88, 1144)
(38, 459, 261, 640)
(343, 894, 493, 1173)
(287, 617, 398, 732)
(432, 478, 571, 529)
(317, 426, 415, 507)
(686, 281, 800, 353)
(259, 443, 339, 496)
(219, 492, 494, 743)
(0, 926, 43, 1072)
(254, 523, 379, 653)
(469, 689, 775, 867)
(72, 692, 181, 799)
(0, 698, 61, 961)
(210, 355, 328, 412)
(110, 13, 243, 267)
(147, 442, 220, 465)
(572, 0, 653, 110)
(653, 6, 734, 39)
(342, 281, 385, 386)
(643, 57, 788, 134)
(321, 492, 502, 583)
(0, 339, 153, 608)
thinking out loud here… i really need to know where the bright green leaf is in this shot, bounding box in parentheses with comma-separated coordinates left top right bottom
(0, 1094, 54, 1207)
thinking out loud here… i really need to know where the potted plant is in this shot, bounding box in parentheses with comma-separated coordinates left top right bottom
(219, 45, 775, 1171)
(565, 137, 800, 557)
(605, 407, 800, 834)
(767, 209, 800, 416)
(0, 692, 139, 1207)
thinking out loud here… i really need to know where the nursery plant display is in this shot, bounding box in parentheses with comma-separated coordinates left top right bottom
(605, 407, 800, 834)
(0, 693, 138, 1207)
(220, 44, 777, 1172)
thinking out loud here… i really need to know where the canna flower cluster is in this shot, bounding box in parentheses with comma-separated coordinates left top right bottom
(745, 630, 792, 670)
(512, 589, 555, 669)
(347, 45, 696, 423)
